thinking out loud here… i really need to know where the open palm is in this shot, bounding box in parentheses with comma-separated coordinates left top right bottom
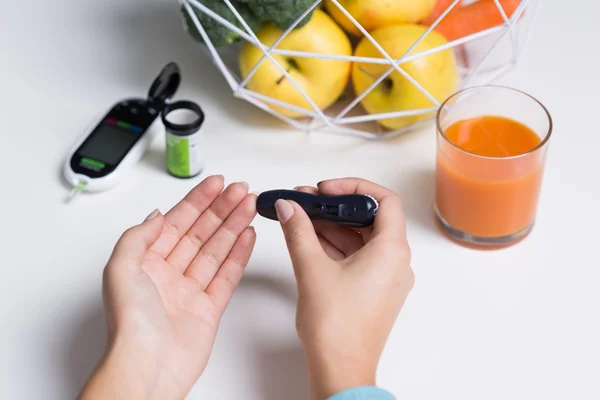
(102, 175, 257, 396)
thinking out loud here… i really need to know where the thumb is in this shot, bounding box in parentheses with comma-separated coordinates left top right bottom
(275, 199, 326, 272)
(108, 209, 164, 271)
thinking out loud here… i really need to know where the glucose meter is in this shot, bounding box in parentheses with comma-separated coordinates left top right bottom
(63, 62, 181, 201)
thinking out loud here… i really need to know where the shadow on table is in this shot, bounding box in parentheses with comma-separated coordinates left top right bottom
(396, 168, 438, 235)
(142, 146, 167, 174)
(238, 273, 310, 400)
(60, 273, 309, 400)
(254, 344, 309, 400)
(61, 299, 107, 398)
(238, 273, 298, 306)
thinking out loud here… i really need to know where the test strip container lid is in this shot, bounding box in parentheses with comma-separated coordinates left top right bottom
(148, 62, 181, 109)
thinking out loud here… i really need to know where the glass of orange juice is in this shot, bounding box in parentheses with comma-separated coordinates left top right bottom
(435, 85, 552, 248)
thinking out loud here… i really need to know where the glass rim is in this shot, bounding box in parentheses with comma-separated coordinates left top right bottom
(436, 85, 553, 160)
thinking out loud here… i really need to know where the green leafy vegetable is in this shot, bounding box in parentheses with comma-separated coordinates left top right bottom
(245, 0, 317, 30)
(180, 0, 317, 47)
(181, 0, 261, 48)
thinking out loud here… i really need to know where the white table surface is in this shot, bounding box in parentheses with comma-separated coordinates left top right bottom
(2, 0, 599, 399)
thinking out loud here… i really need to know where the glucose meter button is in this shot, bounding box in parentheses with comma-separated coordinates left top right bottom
(339, 204, 356, 218)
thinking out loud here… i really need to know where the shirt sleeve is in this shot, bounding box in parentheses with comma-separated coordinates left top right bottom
(327, 386, 396, 400)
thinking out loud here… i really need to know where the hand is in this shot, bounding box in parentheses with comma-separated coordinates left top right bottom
(78, 175, 257, 400)
(275, 178, 414, 400)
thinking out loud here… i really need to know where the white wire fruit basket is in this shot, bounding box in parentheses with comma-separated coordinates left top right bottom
(178, 0, 541, 139)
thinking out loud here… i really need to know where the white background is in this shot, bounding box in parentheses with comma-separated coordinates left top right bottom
(1, 0, 599, 399)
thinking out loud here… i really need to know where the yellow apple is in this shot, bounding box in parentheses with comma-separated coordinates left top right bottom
(238, 9, 352, 119)
(352, 24, 460, 131)
(324, 0, 436, 37)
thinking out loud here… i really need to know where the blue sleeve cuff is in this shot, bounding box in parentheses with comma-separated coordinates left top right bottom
(327, 386, 396, 400)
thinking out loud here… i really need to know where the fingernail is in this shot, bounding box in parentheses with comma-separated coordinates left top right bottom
(316, 181, 323, 187)
(250, 191, 260, 196)
(275, 199, 294, 224)
(293, 186, 301, 191)
(239, 181, 249, 190)
(145, 209, 160, 221)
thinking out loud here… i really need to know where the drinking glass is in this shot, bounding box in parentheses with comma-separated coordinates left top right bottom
(435, 85, 553, 248)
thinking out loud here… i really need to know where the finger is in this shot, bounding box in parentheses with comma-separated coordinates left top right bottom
(275, 199, 328, 275)
(150, 175, 225, 258)
(205, 227, 256, 314)
(313, 222, 364, 257)
(318, 177, 394, 199)
(108, 210, 164, 273)
(184, 193, 257, 288)
(166, 181, 250, 273)
(318, 235, 345, 260)
(317, 178, 406, 240)
(294, 185, 318, 194)
(296, 185, 364, 254)
(295, 185, 364, 255)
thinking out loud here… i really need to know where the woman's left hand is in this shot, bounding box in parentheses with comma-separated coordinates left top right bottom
(79, 175, 257, 400)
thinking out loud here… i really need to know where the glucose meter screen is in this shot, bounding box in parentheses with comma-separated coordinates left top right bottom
(78, 124, 140, 166)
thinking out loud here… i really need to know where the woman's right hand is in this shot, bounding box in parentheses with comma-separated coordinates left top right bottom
(274, 178, 415, 400)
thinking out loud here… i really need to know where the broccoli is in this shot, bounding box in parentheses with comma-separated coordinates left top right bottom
(181, 0, 317, 48)
(245, 0, 317, 30)
(181, 0, 262, 48)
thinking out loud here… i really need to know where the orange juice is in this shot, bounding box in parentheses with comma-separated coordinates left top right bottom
(436, 115, 546, 239)
(445, 116, 541, 158)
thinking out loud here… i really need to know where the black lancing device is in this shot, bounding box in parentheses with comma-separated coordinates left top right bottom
(257, 190, 379, 228)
